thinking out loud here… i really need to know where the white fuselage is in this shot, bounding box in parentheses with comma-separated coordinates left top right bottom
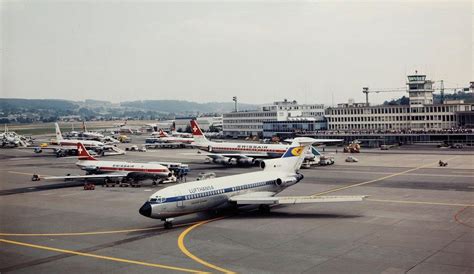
(195, 141, 288, 157)
(140, 170, 302, 219)
(77, 160, 170, 177)
(57, 139, 104, 148)
(160, 136, 194, 144)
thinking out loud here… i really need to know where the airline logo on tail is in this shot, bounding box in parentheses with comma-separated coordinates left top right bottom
(190, 120, 204, 136)
(283, 146, 305, 158)
(77, 143, 96, 161)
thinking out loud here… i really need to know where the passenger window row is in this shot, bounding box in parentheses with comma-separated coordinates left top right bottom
(185, 189, 225, 200)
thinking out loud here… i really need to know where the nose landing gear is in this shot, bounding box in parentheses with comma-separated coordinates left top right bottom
(162, 218, 175, 229)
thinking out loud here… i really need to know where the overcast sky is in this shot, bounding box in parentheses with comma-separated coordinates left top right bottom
(1, 0, 472, 105)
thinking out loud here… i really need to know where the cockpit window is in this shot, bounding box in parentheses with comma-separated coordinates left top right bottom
(150, 196, 166, 203)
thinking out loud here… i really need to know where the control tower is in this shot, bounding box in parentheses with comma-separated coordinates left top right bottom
(406, 73, 434, 107)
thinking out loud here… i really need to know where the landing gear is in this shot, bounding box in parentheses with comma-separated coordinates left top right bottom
(162, 218, 174, 229)
(258, 204, 271, 214)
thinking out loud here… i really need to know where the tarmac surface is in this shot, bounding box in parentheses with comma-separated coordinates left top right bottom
(1, 137, 473, 273)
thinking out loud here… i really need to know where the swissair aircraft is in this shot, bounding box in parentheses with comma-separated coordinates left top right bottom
(190, 120, 336, 166)
(139, 137, 366, 228)
(1, 125, 32, 148)
(148, 129, 194, 145)
(44, 143, 172, 185)
(34, 123, 123, 157)
(77, 121, 104, 140)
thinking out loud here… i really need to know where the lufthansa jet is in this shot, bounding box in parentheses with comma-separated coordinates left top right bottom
(139, 137, 366, 228)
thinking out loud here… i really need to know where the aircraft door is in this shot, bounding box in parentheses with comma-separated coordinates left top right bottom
(208, 145, 213, 152)
(175, 190, 184, 208)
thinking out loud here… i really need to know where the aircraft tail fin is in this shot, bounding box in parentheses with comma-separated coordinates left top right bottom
(77, 143, 97, 161)
(55, 123, 64, 141)
(158, 129, 169, 137)
(261, 138, 315, 173)
(311, 146, 322, 156)
(190, 120, 209, 145)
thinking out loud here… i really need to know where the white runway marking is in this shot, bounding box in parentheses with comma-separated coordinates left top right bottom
(59, 192, 83, 197)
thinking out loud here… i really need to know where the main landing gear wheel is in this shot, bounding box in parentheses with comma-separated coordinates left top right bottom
(259, 204, 271, 214)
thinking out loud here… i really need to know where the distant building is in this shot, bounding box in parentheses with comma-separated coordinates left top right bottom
(196, 116, 223, 131)
(223, 99, 325, 137)
(326, 74, 473, 131)
(58, 115, 82, 122)
(174, 115, 222, 131)
(262, 117, 327, 138)
(174, 116, 195, 131)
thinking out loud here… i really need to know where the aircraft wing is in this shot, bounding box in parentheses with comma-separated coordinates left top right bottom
(42, 174, 127, 180)
(230, 192, 368, 205)
(284, 138, 344, 144)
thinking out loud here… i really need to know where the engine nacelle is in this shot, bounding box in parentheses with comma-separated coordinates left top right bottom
(82, 166, 99, 174)
(237, 157, 255, 165)
(213, 157, 231, 165)
(275, 174, 304, 187)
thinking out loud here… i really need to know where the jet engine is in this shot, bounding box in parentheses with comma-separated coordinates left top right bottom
(275, 174, 304, 187)
(82, 166, 99, 174)
(237, 157, 255, 166)
(213, 157, 231, 165)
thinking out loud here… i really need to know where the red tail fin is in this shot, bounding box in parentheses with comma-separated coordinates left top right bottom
(158, 129, 168, 137)
(77, 143, 96, 161)
(190, 120, 204, 136)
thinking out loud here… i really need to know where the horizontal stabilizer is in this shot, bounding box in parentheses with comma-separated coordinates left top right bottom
(230, 194, 368, 205)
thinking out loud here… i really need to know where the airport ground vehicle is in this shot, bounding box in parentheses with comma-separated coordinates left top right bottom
(83, 183, 95, 190)
(345, 156, 359, 162)
(196, 172, 216, 181)
(125, 145, 146, 152)
(319, 155, 335, 165)
(344, 142, 360, 153)
(451, 143, 463, 149)
(117, 135, 131, 143)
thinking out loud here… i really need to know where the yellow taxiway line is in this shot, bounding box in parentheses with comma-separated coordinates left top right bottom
(177, 217, 236, 274)
(312, 156, 459, 196)
(0, 238, 206, 273)
(0, 221, 201, 237)
(366, 198, 474, 208)
(7, 171, 53, 177)
(316, 169, 474, 178)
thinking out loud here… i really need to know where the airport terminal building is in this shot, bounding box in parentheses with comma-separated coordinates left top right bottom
(223, 99, 325, 138)
(325, 74, 473, 131)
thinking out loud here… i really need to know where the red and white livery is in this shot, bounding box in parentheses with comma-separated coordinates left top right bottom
(43, 143, 171, 184)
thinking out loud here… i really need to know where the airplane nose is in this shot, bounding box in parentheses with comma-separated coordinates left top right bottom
(139, 202, 152, 217)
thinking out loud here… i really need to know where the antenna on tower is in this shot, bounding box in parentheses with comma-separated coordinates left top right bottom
(440, 80, 445, 104)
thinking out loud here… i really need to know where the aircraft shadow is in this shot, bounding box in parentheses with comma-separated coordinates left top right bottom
(235, 210, 362, 220)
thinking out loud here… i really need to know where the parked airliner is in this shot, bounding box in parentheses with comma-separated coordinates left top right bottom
(190, 120, 339, 166)
(139, 137, 366, 228)
(34, 123, 125, 157)
(44, 143, 172, 184)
